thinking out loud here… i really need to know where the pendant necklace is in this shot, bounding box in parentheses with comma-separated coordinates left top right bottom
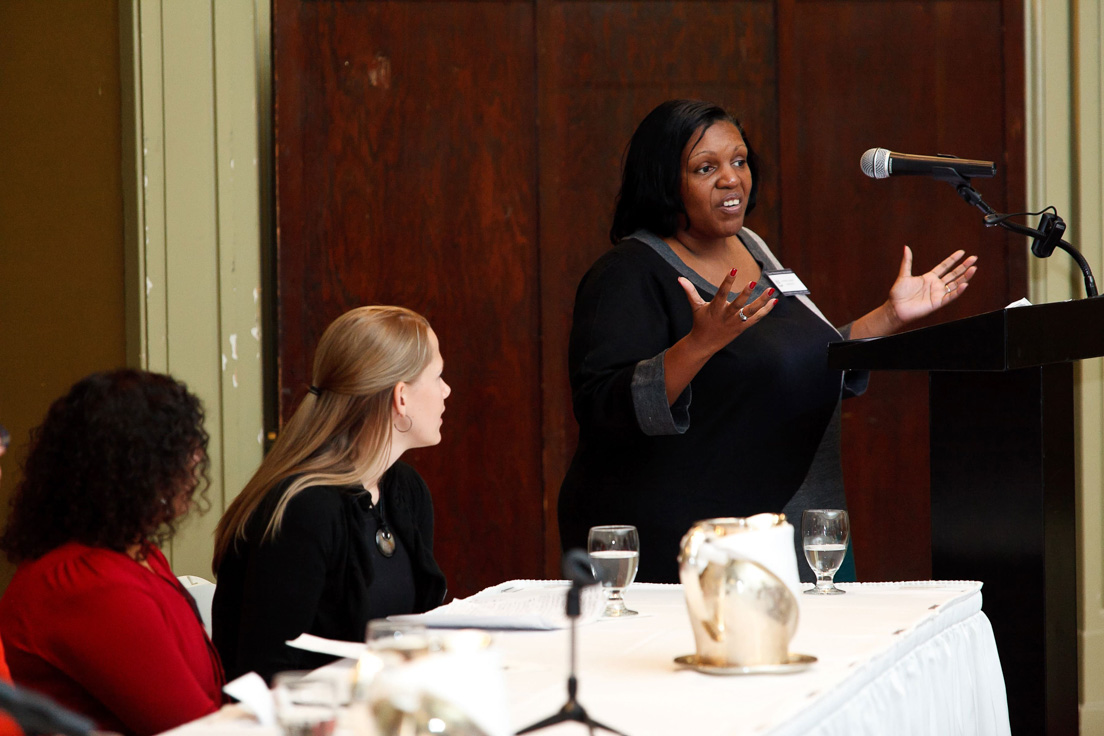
(369, 495, 396, 557)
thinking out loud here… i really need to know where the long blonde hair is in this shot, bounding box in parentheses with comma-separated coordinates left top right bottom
(213, 305, 432, 572)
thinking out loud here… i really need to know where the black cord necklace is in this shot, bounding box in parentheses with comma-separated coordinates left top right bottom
(369, 495, 396, 558)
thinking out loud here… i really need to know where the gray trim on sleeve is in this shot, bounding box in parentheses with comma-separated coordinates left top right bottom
(631, 352, 691, 436)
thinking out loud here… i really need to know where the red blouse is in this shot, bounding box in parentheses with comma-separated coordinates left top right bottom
(0, 542, 224, 735)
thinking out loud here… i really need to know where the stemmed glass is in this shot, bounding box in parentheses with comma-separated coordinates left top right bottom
(587, 525, 640, 617)
(801, 509, 850, 595)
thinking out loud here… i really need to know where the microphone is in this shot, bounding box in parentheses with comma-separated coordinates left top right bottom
(561, 549, 597, 619)
(561, 549, 597, 587)
(861, 148, 996, 180)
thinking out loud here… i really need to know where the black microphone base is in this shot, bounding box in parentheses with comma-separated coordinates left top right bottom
(515, 697, 628, 736)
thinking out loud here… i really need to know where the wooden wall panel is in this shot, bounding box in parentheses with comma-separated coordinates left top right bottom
(274, 0, 1024, 593)
(781, 0, 1025, 580)
(273, 1, 542, 598)
(536, 0, 780, 576)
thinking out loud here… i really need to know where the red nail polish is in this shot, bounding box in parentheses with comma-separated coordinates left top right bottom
(730, 268, 738, 277)
(768, 288, 775, 296)
(748, 281, 757, 290)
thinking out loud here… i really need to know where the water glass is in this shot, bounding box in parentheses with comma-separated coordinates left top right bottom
(366, 619, 431, 660)
(587, 525, 640, 616)
(271, 671, 337, 736)
(802, 509, 850, 595)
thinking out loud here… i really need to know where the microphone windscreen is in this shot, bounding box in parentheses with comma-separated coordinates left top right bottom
(860, 148, 890, 179)
(562, 548, 597, 586)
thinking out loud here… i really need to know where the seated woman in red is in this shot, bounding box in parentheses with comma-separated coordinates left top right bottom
(0, 370, 224, 736)
(0, 424, 21, 736)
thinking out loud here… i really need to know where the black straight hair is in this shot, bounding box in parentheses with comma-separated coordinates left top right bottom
(609, 99, 760, 244)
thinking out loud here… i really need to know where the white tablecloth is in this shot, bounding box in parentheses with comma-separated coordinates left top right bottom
(498, 581, 1009, 736)
(164, 581, 1009, 736)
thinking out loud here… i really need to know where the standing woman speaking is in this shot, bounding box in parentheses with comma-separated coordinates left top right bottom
(558, 100, 978, 583)
(212, 306, 449, 682)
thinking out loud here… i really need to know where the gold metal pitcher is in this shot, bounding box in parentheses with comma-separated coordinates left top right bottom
(678, 515, 800, 667)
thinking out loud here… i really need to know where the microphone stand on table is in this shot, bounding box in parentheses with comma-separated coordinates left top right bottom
(515, 549, 628, 736)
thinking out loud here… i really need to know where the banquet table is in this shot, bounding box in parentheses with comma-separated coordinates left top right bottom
(167, 580, 1010, 736)
(493, 581, 1008, 736)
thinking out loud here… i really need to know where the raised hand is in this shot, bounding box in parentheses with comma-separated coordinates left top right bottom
(677, 268, 777, 357)
(887, 246, 978, 326)
(663, 268, 778, 405)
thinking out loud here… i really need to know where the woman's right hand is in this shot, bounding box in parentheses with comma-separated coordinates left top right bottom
(678, 269, 776, 355)
(663, 269, 776, 404)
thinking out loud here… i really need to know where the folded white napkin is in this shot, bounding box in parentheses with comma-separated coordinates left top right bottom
(286, 633, 366, 660)
(690, 515, 803, 602)
(222, 672, 275, 727)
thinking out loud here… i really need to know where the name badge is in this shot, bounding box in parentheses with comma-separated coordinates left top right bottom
(763, 269, 810, 296)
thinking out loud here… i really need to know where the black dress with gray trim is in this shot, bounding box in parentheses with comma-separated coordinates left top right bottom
(558, 228, 868, 583)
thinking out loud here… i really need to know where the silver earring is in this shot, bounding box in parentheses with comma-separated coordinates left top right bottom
(394, 415, 413, 433)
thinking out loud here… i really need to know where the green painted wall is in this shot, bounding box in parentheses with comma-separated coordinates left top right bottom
(0, 0, 268, 589)
(0, 0, 127, 590)
(119, 0, 266, 577)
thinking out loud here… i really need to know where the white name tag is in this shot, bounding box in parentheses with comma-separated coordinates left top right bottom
(764, 269, 810, 295)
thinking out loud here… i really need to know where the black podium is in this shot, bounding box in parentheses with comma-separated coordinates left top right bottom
(829, 296, 1104, 736)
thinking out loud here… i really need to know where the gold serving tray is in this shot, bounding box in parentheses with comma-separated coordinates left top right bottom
(673, 653, 816, 676)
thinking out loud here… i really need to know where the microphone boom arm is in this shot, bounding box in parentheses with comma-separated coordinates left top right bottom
(950, 176, 1097, 298)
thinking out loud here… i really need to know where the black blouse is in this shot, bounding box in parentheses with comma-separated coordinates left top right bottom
(212, 461, 446, 682)
(558, 229, 866, 583)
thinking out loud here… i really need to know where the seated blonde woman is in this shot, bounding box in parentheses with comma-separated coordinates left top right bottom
(212, 306, 450, 682)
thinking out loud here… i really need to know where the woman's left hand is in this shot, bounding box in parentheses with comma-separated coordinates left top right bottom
(887, 245, 978, 326)
(849, 246, 979, 340)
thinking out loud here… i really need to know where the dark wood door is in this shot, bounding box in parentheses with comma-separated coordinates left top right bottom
(273, 0, 1025, 598)
(273, 2, 543, 599)
(777, 0, 1026, 584)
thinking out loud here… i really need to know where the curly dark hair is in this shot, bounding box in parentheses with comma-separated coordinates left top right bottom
(0, 369, 210, 563)
(610, 99, 761, 243)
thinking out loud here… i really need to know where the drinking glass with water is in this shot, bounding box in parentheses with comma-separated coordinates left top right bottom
(271, 671, 338, 736)
(587, 525, 640, 616)
(801, 509, 850, 595)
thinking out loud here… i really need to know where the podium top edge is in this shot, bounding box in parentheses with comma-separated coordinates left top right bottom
(828, 295, 1104, 371)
